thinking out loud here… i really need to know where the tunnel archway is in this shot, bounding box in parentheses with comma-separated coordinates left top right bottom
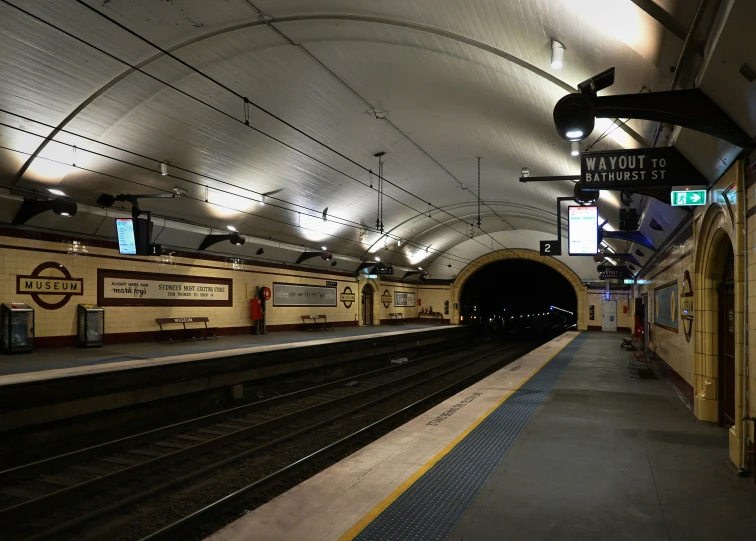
(451, 249, 587, 330)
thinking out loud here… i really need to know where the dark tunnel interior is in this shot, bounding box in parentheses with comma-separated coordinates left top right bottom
(459, 259, 577, 330)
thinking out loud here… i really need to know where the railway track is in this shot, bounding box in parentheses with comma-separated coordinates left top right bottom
(0, 330, 564, 540)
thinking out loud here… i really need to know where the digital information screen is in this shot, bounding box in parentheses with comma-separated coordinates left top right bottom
(115, 218, 137, 255)
(568, 206, 598, 255)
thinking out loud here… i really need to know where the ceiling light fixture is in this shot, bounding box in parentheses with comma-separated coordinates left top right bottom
(418, 267, 423, 270)
(48, 188, 66, 196)
(160, 162, 168, 176)
(551, 40, 565, 69)
(321, 246, 327, 251)
(375, 256, 381, 262)
(226, 225, 237, 232)
(260, 195, 266, 205)
(571, 141, 580, 156)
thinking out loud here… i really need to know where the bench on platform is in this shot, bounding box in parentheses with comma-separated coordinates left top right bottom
(316, 315, 334, 331)
(301, 315, 318, 331)
(621, 332, 637, 350)
(628, 341, 657, 377)
(155, 317, 217, 343)
(389, 313, 406, 325)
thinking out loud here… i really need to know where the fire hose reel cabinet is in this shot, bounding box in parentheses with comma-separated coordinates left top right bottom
(250, 298, 264, 320)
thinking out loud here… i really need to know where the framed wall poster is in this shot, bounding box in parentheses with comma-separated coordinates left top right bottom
(394, 291, 416, 307)
(272, 282, 337, 307)
(98, 269, 232, 307)
(653, 279, 678, 332)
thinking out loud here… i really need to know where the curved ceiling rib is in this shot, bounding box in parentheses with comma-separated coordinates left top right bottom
(368, 200, 568, 262)
(14, 12, 648, 185)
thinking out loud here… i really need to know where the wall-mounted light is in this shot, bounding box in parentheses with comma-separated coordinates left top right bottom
(198, 231, 245, 250)
(160, 162, 168, 176)
(551, 40, 565, 69)
(321, 246, 327, 251)
(12, 198, 78, 224)
(48, 188, 66, 196)
(226, 225, 237, 232)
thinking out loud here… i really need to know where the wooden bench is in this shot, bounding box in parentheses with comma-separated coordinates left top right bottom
(155, 317, 217, 343)
(621, 332, 637, 350)
(316, 315, 334, 331)
(389, 313, 405, 325)
(301, 315, 318, 331)
(628, 341, 657, 377)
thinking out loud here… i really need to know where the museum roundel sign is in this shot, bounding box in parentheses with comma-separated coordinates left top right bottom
(16, 261, 84, 310)
(681, 270, 694, 343)
(340, 286, 356, 308)
(381, 290, 392, 309)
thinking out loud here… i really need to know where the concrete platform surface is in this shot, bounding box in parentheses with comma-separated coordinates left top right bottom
(446, 332, 756, 541)
(204, 332, 756, 541)
(0, 324, 450, 385)
(204, 331, 580, 541)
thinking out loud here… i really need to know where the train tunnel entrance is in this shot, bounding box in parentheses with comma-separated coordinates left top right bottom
(458, 258, 578, 331)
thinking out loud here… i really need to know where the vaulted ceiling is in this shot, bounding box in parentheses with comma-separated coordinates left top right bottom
(0, 0, 752, 280)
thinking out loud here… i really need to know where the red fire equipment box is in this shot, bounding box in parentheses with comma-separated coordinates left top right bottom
(250, 298, 264, 320)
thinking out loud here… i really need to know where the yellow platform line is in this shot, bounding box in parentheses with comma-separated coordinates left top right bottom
(338, 332, 579, 541)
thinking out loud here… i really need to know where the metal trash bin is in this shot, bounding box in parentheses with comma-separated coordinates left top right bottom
(1, 302, 35, 354)
(77, 304, 104, 348)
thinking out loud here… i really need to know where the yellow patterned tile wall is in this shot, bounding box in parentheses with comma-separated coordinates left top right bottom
(0, 234, 452, 338)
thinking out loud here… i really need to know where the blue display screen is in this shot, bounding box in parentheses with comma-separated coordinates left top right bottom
(115, 218, 137, 255)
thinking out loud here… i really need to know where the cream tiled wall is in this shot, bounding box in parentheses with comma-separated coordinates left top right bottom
(636, 234, 696, 386)
(0, 234, 452, 338)
(584, 290, 633, 331)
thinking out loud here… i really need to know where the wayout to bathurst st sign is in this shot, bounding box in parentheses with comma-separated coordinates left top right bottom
(580, 147, 706, 189)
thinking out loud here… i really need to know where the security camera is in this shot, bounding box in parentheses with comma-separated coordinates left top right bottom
(521, 167, 530, 178)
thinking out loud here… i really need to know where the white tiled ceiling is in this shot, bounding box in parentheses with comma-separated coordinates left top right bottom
(0, 0, 750, 280)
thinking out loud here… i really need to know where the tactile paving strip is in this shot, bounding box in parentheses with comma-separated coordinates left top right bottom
(354, 334, 587, 541)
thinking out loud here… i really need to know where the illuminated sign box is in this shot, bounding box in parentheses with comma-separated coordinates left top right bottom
(671, 188, 706, 206)
(568, 206, 598, 256)
(115, 218, 137, 255)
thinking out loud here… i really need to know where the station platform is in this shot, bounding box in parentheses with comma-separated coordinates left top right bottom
(207, 331, 756, 541)
(0, 324, 464, 443)
(0, 323, 448, 382)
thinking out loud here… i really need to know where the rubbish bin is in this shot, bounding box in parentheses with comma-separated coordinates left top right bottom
(1, 302, 35, 354)
(77, 304, 104, 348)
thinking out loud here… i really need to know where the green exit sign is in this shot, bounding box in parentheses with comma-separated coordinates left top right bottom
(671, 189, 706, 206)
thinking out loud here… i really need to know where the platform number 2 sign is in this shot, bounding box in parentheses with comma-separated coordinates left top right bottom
(539, 240, 561, 256)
